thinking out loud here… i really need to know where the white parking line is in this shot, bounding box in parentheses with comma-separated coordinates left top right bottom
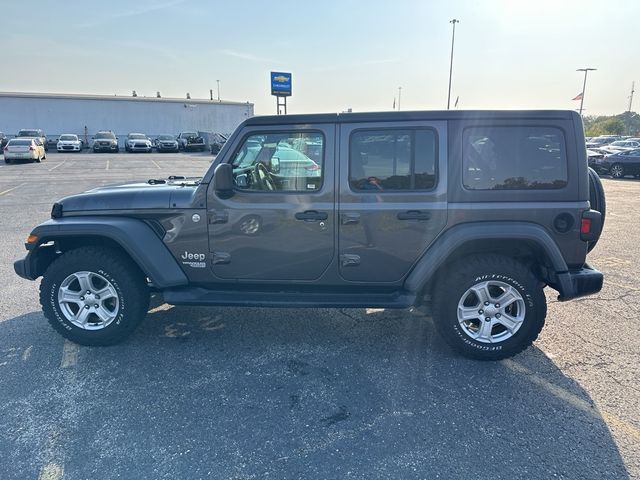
(60, 340, 79, 368)
(48, 161, 66, 172)
(22, 345, 33, 361)
(151, 159, 161, 169)
(38, 463, 64, 480)
(106, 159, 110, 171)
(0, 182, 26, 197)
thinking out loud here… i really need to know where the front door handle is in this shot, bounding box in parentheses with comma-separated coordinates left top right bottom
(295, 210, 328, 221)
(397, 210, 431, 221)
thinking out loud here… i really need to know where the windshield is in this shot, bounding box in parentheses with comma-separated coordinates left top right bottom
(59, 135, 78, 141)
(129, 134, 146, 139)
(8, 139, 32, 146)
(18, 130, 40, 137)
(181, 132, 197, 137)
(95, 132, 116, 139)
(158, 135, 174, 140)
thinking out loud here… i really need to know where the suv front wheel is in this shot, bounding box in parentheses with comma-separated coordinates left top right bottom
(432, 255, 546, 360)
(40, 247, 149, 346)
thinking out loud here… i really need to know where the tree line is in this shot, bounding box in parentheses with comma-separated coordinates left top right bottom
(583, 111, 639, 137)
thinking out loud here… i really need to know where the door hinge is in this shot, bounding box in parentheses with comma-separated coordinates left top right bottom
(340, 254, 361, 267)
(211, 252, 231, 264)
(209, 210, 229, 224)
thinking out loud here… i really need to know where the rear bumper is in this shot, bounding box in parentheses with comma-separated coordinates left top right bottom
(555, 264, 603, 301)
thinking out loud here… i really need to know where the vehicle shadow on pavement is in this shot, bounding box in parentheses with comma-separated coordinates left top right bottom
(0, 306, 630, 480)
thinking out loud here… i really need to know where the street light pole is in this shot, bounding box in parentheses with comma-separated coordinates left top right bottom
(447, 18, 459, 110)
(398, 86, 402, 111)
(216, 79, 220, 101)
(576, 68, 596, 116)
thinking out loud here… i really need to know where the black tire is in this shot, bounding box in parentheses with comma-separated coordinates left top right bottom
(40, 247, 150, 346)
(587, 166, 606, 252)
(609, 163, 624, 179)
(432, 254, 546, 360)
(5, 158, 11, 164)
(115, 147, 120, 153)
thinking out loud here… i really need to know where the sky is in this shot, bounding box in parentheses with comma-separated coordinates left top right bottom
(1, 0, 638, 116)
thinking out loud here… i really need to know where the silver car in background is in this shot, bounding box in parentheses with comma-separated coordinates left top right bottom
(3, 138, 46, 163)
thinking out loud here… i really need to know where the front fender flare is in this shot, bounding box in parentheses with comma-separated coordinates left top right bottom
(25, 216, 189, 288)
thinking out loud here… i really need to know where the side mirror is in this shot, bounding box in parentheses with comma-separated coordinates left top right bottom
(271, 156, 280, 174)
(213, 163, 234, 198)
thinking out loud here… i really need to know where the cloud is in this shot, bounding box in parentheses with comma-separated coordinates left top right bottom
(312, 58, 401, 73)
(218, 49, 281, 64)
(80, 0, 188, 27)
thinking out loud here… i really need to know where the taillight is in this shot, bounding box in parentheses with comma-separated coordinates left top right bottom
(580, 218, 592, 234)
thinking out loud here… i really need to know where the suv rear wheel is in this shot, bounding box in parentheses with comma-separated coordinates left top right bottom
(432, 255, 546, 360)
(40, 247, 149, 346)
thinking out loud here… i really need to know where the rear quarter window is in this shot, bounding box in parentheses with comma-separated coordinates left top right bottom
(463, 126, 568, 190)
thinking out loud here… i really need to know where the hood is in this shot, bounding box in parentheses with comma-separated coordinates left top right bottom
(58, 177, 201, 212)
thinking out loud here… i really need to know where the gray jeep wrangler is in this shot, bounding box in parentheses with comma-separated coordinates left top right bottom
(14, 110, 605, 360)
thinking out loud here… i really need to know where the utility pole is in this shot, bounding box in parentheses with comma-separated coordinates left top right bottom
(447, 18, 459, 110)
(628, 81, 635, 112)
(398, 86, 402, 111)
(576, 68, 596, 116)
(216, 80, 221, 101)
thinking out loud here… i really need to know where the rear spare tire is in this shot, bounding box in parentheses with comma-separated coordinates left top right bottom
(588, 166, 606, 252)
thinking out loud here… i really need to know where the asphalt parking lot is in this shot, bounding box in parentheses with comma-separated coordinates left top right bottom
(0, 152, 638, 480)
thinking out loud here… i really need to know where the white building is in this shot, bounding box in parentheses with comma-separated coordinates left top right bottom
(0, 91, 254, 144)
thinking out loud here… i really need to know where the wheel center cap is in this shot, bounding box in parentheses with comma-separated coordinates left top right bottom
(484, 305, 498, 317)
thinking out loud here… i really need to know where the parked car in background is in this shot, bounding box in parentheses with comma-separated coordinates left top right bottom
(177, 131, 206, 151)
(599, 140, 640, 154)
(0, 132, 8, 150)
(92, 131, 119, 153)
(155, 135, 179, 152)
(17, 129, 48, 151)
(585, 136, 619, 148)
(210, 133, 228, 154)
(592, 149, 640, 178)
(587, 149, 604, 168)
(125, 133, 152, 153)
(3, 138, 46, 163)
(57, 134, 82, 152)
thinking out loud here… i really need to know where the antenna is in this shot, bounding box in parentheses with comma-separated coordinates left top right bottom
(628, 81, 635, 112)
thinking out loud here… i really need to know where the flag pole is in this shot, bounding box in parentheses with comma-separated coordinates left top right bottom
(576, 68, 596, 116)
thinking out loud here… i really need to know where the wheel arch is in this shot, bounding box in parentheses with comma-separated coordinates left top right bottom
(23, 217, 189, 288)
(405, 222, 569, 300)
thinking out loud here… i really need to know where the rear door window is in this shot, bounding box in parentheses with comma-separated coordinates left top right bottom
(349, 129, 437, 191)
(463, 126, 568, 190)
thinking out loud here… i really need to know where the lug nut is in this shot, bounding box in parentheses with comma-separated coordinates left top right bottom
(84, 305, 90, 309)
(86, 291, 91, 294)
(95, 295, 100, 299)
(495, 303, 500, 308)
(478, 309, 484, 314)
(496, 313, 501, 318)
(485, 317, 491, 322)
(484, 301, 490, 306)
(94, 304, 99, 308)
(80, 296, 85, 301)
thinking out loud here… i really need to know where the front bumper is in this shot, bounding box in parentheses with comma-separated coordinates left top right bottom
(94, 143, 118, 151)
(58, 145, 81, 152)
(555, 264, 603, 301)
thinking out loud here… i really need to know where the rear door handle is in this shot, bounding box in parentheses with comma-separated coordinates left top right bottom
(295, 210, 328, 221)
(397, 210, 431, 221)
